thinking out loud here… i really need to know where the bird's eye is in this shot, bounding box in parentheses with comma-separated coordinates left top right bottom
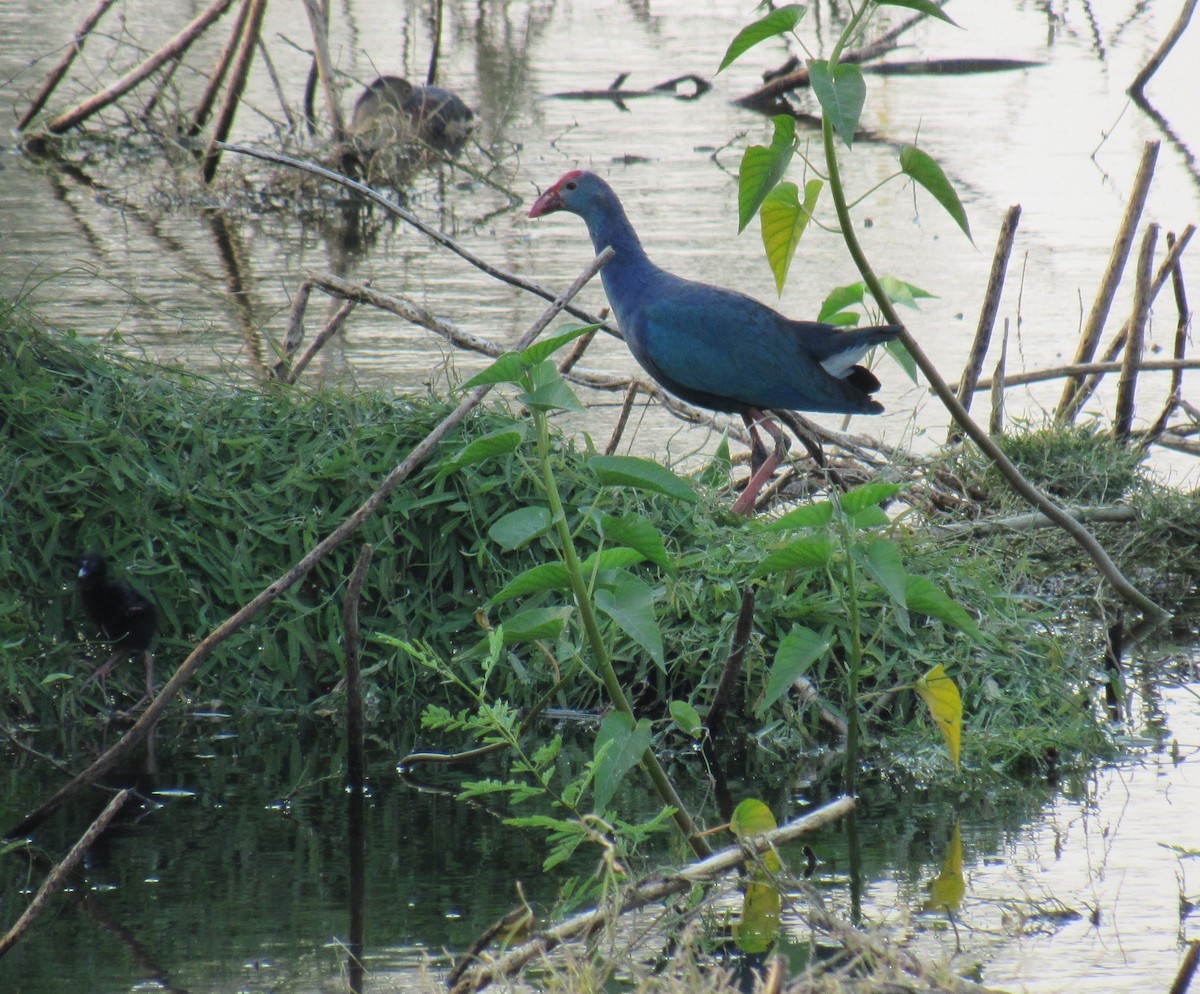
(565, 181, 577, 190)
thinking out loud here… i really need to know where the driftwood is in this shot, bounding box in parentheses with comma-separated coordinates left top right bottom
(549, 72, 712, 108)
(1129, 0, 1198, 98)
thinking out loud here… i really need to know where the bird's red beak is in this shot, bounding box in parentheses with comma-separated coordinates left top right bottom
(528, 186, 562, 218)
(528, 170, 582, 218)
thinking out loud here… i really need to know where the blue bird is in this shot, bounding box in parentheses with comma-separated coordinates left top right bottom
(528, 169, 901, 514)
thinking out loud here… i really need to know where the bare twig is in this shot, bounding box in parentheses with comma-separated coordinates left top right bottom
(932, 504, 1137, 537)
(1129, 0, 1198, 98)
(1145, 231, 1193, 448)
(1115, 225, 1158, 440)
(605, 383, 640, 455)
(216, 143, 621, 336)
(188, 0, 252, 137)
(989, 318, 1008, 435)
(300, 0, 347, 149)
(343, 544, 373, 791)
(16, 0, 117, 131)
(1057, 141, 1160, 420)
(200, 0, 269, 183)
(0, 790, 131, 956)
(279, 295, 357, 384)
(1, 248, 613, 844)
(43, 0, 237, 135)
(970, 356, 1200, 393)
(954, 205, 1021, 438)
(448, 797, 856, 994)
(1061, 224, 1194, 414)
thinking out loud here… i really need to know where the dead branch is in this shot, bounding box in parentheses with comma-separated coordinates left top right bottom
(1, 247, 613, 844)
(448, 796, 856, 994)
(42, 0, 237, 135)
(970, 356, 1200, 393)
(279, 295, 357, 384)
(1129, 0, 1198, 98)
(953, 205, 1021, 437)
(15, 0, 117, 132)
(0, 789, 131, 956)
(1116, 225, 1158, 440)
(1057, 141, 1160, 420)
(300, 0, 348, 148)
(1061, 224, 1194, 414)
(188, 0, 253, 137)
(1144, 231, 1194, 448)
(200, 0, 269, 183)
(933, 504, 1137, 537)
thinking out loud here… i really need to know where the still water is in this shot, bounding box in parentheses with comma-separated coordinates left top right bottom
(1, 679, 1198, 993)
(2, 1, 1199, 990)
(1, 0, 1198, 476)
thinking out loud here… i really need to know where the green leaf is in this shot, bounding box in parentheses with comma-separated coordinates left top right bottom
(500, 606, 573, 644)
(437, 427, 526, 478)
(765, 500, 834, 531)
(459, 323, 601, 390)
(490, 562, 570, 604)
(669, 700, 703, 738)
(588, 455, 698, 502)
(761, 179, 823, 294)
(905, 575, 982, 640)
(579, 546, 648, 576)
(817, 282, 866, 323)
(808, 60, 865, 147)
(517, 361, 584, 412)
(595, 573, 665, 670)
(489, 505, 553, 551)
(599, 513, 672, 570)
(863, 537, 907, 607)
(737, 115, 796, 232)
(878, 274, 937, 310)
(900, 144, 972, 241)
(762, 624, 830, 710)
(593, 712, 652, 814)
(840, 482, 902, 514)
(753, 535, 834, 576)
(718, 4, 806, 73)
(520, 323, 603, 366)
(878, 0, 959, 27)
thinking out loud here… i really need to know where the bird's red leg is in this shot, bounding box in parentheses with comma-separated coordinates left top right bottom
(732, 411, 788, 515)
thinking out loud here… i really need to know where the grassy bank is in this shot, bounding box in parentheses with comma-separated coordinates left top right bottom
(0, 301, 1142, 775)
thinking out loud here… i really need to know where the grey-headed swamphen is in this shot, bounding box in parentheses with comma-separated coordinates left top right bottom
(77, 552, 158, 702)
(528, 169, 902, 514)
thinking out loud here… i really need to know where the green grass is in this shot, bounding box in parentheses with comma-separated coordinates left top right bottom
(0, 301, 1120, 775)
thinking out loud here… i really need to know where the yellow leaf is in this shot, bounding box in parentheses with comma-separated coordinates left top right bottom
(733, 879, 782, 953)
(730, 799, 781, 873)
(923, 821, 965, 914)
(916, 663, 962, 768)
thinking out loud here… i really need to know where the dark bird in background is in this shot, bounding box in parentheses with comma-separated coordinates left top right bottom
(349, 76, 474, 156)
(528, 170, 902, 514)
(76, 552, 158, 703)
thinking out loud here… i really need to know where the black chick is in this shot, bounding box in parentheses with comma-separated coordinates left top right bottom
(77, 552, 158, 702)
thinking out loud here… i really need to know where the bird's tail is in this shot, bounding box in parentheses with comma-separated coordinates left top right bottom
(813, 324, 903, 380)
